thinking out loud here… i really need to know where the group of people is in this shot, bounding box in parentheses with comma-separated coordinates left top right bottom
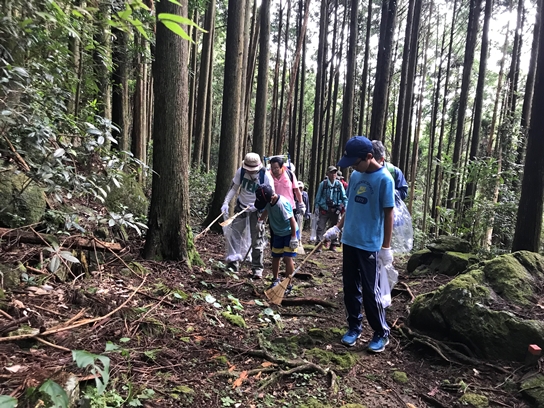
(219, 137, 408, 353)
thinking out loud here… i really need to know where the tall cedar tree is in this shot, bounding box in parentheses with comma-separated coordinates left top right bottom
(463, 0, 492, 210)
(203, 0, 247, 228)
(144, 0, 195, 262)
(446, 0, 481, 209)
(512, 0, 544, 252)
(339, 0, 358, 160)
(192, 0, 216, 168)
(369, 0, 397, 142)
(253, 0, 270, 158)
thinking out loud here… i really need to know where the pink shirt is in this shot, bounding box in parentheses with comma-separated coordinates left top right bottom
(270, 167, 298, 208)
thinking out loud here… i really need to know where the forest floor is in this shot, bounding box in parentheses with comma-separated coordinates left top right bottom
(0, 226, 538, 407)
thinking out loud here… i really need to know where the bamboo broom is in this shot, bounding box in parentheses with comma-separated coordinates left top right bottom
(219, 206, 250, 227)
(194, 212, 224, 240)
(265, 240, 325, 305)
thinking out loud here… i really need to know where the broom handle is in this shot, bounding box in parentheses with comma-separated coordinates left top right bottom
(195, 212, 224, 240)
(288, 239, 325, 279)
(220, 206, 250, 226)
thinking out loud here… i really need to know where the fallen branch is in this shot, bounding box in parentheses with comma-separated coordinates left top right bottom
(0, 276, 146, 342)
(281, 297, 337, 308)
(0, 228, 122, 251)
(35, 337, 70, 352)
(397, 282, 415, 302)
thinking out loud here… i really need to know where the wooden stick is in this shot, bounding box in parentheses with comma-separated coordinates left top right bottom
(195, 212, 224, 240)
(35, 337, 70, 352)
(0, 309, 13, 321)
(219, 206, 250, 227)
(32, 304, 64, 317)
(0, 276, 147, 343)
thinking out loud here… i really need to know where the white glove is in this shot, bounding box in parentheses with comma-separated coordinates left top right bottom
(323, 225, 340, 241)
(221, 204, 229, 215)
(257, 220, 265, 233)
(378, 247, 393, 266)
(289, 238, 299, 250)
(248, 204, 257, 212)
(299, 203, 306, 214)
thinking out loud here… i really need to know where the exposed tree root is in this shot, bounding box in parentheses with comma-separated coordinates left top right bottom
(281, 297, 337, 308)
(220, 333, 337, 391)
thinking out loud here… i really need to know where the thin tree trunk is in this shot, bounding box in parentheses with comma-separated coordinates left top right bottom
(358, 0, 373, 136)
(188, 10, 199, 161)
(447, 0, 481, 209)
(253, 0, 270, 158)
(192, 0, 216, 168)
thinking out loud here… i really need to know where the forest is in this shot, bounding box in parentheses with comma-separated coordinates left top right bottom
(1, 0, 544, 406)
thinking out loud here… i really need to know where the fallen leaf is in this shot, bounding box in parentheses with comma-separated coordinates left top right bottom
(228, 365, 236, 372)
(261, 362, 274, 367)
(12, 299, 25, 309)
(232, 371, 248, 388)
(428, 387, 438, 396)
(406, 404, 417, 408)
(255, 372, 262, 379)
(5, 365, 26, 373)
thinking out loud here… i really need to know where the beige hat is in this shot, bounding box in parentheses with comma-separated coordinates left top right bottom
(242, 152, 262, 171)
(298, 181, 304, 189)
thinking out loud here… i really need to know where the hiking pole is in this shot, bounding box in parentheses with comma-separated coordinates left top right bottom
(265, 239, 325, 305)
(242, 245, 252, 263)
(219, 206, 250, 227)
(195, 212, 224, 241)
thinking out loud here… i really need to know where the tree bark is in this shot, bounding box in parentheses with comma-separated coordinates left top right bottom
(203, 0, 247, 231)
(253, 0, 271, 158)
(144, 0, 194, 262)
(512, 0, 544, 252)
(192, 0, 216, 168)
(357, 0, 373, 137)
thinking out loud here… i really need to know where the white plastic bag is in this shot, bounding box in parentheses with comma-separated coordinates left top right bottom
(378, 261, 392, 308)
(223, 214, 252, 264)
(310, 210, 318, 242)
(391, 196, 414, 254)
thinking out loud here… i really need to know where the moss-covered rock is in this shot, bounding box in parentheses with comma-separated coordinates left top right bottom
(409, 252, 544, 361)
(426, 236, 472, 253)
(0, 264, 21, 289)
(306, 348, 358, 370)
(483, 252, 541, 305)
(407, 249, 433, 273)
(103, 173, 148, 217)
(221, 311, 247, 328)
(392, 371, 409, 384)
(520, 374, 544, 407)
(458, 393, 489, 407)
(0, 171, 46, 228)
(437, 251, 479, 276)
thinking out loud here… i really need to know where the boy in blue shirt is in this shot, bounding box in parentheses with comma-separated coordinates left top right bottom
(324, 136, 395, 352)
(255, 184, 299, 289)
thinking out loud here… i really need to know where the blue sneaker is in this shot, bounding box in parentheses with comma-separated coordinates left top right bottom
(268, 278, 281, 290)
(341, 329, 362, 347)
(367, 333, 389, 353)
(284, 284, 293, 295)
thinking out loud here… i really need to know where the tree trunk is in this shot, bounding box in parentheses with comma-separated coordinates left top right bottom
(144, 0, 195, 262)
(446, 0, 481, 209)
(92, 2, 112, 122)
(339, 0, 358, 155)
(308, 0, 328, 210)
(357, 0, 373, 137)
(463, 0, 492, 211)
(192, 0, 216, 168)
(369, 0, 397, 141)
(253, 0, 271, 158)
(111, 27, 130, 151)
(512, 0, 544, 252)
(204, 27, 215, 173)
(203, 0, 247, 230)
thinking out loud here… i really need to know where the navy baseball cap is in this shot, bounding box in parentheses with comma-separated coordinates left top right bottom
(255, 184, 273, 210)
(337, 136, 373, 168)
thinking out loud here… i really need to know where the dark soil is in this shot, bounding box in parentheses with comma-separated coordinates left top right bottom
(0, 227, 539, 407)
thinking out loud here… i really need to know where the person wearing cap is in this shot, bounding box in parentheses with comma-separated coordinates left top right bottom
(337, 170, 348, 191)
(254, 184, 299, 290)
(314, 165, 347, 250)
(323, 136, 394, 352)
(296, 181, 311, 232)
(221, 152, 275, 278)
(371, 140, 408, 201)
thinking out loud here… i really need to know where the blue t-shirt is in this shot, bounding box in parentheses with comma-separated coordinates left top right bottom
(267, 195, 298, 237)
(341, 167, 395, 252)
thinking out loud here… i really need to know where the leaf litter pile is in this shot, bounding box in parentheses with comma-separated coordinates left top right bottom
(0, 228, 539, 407)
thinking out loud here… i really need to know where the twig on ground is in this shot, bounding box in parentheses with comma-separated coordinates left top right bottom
(130, 293, 170, 335)
(0, 309, 14, 320)
(0, 276, 146, 343)
(32, 304, 65, 317)
(35, 337, 70, 352)
(281, 297, 337, 308)
(398, 282, 415, 302)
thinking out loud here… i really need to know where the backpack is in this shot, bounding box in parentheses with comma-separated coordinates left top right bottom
(385, 162, 396, 179)
(240, 167, 266, 185)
